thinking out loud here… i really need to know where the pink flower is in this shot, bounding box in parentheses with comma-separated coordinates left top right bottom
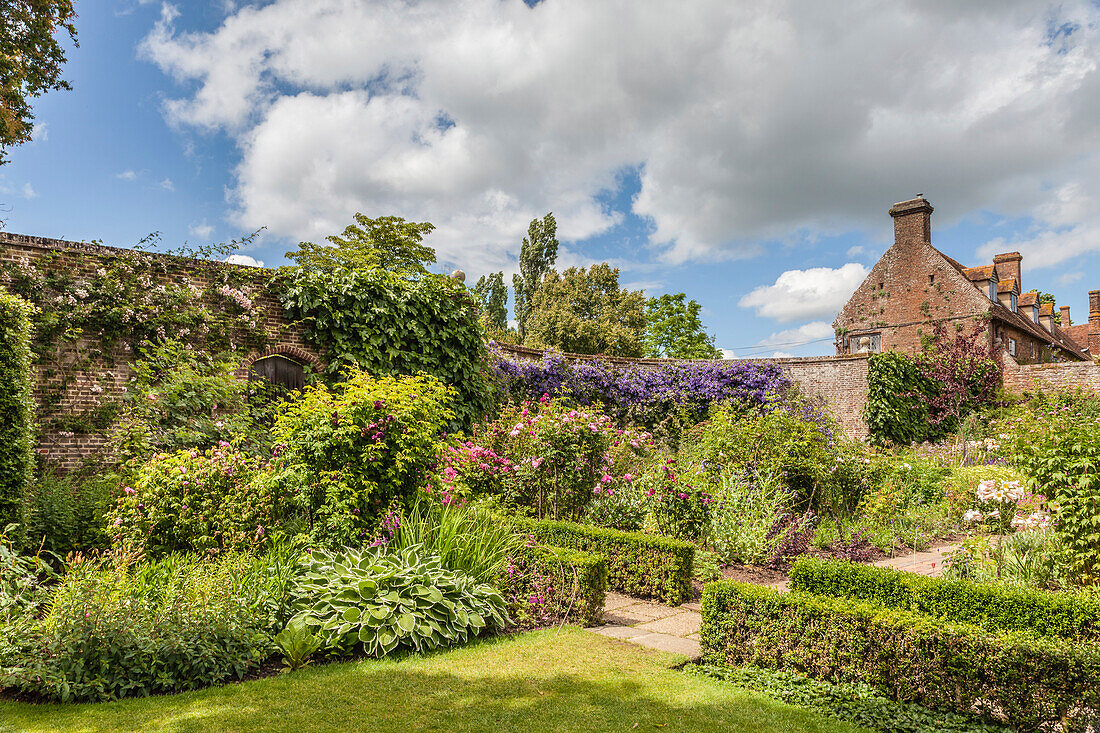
(600, 474, 613, 484)
(531, 457, 543, 469)
(539, 393, 550, 404)
(123, 486, 136, 495)
(113, 517, 123, 526)
(623, 474, 634, 483)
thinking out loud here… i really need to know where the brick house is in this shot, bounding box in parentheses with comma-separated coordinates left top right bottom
(833, 195, 1095, 363)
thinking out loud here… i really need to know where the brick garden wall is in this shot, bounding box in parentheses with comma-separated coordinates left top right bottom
(1000, 352, 1100, 395)
(0, 232, 319, 469)
(495, 343, 872, 439)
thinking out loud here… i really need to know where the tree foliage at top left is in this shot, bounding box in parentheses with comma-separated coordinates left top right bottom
(0, 0, 78, 165)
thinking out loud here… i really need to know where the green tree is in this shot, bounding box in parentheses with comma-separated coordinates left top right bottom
(643, 293, 721, 358)
(287, 214, 436, 276)
(1, 0, 77, 165)
(512, 213, 558, 341)
(474, 271, 512, 340)
(525, 263, 646, 357)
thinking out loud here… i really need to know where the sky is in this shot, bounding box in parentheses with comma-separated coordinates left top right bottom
(3, 0, 1100, 358)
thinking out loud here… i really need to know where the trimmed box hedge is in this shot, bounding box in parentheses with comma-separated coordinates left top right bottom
(701, 580, 1100, 731)
(510, 517, 694, 605)
(789, 556, 1100, 641)
(0, 290, 36, 528)
(512, 544, 607, 627)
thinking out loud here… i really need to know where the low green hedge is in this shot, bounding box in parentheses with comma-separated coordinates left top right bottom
(789, 556, 1100, 641)
(510, 517, 694, 605)
(700, 580, 1100, 731)
(503, 544, 607, 628)
(0, 289, 36, 529)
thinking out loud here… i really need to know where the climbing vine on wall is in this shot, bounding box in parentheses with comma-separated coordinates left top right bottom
(277, 268, 490, 429)
(0, 243, 271, 434)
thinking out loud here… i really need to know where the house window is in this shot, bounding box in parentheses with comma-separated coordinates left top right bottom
(1008, 338, 1017, 356)
(250, 354, 306, 391)
(988, 280, 997, 300)
(929, 274, 935, 286)
(848, 332, 881, 354)
(1010, 292, 1017, 311)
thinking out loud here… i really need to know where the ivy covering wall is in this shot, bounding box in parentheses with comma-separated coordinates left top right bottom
(864, 351, 937, 446)
(0, 289, 37, 526)
(278, 268, 490, 429)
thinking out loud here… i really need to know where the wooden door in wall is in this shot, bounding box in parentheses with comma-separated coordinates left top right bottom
(249, 354, 306, 391)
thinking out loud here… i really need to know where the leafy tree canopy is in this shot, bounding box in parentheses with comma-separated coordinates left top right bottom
(525, 263, 646, 357)
(512, 213, 557, 341)
(1, 0, 77, 165)
(474, 271, 514, 341)
(287, 214, 436, 276)
(643, 293, 721, 359)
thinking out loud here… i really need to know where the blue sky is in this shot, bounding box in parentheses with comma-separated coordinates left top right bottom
(3, 1, 1100, 357)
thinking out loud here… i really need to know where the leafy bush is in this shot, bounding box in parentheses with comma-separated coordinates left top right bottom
(490, 347, 790, 432)
(709, 471, 789, 565)
(1, 529, 56, 624)
(106, 444, 274, 555)
(686, 664, 1010, 733)
(0, 290, 35, 528)
(644, 458, 712, 541)
(288, 545, 507, 658)
(385, 497, 527, 585)
(0, 551, 270, 702)
(265, 370, 454, 545)
(274, 618, 322, 671)
(700, 580, 1100, 731)
(279, 267, 489, 429)
(942, 464, 1027, 517)
(510, 516, 694, 605)
(788, 556, 1100, 640)
(1005, 395, 1100, 585)
(501, 544, 608, 628)
(17, 466, 114, 554)
(864, 351, 937, 446)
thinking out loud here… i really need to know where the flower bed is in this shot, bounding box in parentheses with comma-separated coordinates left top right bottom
(700, 580, 1100, 730)
(509, 516, 694, 605)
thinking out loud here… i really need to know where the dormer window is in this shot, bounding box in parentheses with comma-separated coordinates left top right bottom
(1010, 292, 1017, 311)
(988, 280, 996, 300)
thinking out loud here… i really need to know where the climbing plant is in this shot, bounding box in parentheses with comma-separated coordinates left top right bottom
(277, 267, 490, 429)
(0, 289, 36, 527)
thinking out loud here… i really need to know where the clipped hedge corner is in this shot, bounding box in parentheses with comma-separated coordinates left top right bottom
(0, 289, 36, 528)
(510, 517, 693, 605)
(789, 556, 1100, 641)
(503, 544, 608, 628)
(700, 580, 1100, 731)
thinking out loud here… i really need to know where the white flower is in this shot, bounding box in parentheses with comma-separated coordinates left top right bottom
(963, 509, 983, 522)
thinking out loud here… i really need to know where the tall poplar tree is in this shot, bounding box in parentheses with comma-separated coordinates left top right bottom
(512, 213, 558, 342)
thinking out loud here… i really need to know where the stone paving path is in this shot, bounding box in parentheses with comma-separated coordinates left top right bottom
(586, 542, 960, 659)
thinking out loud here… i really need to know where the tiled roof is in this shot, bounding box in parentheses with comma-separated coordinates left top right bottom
(962, 265, 996, 281)
(1017, 291, 1039, 308)
(997, 278, 1018, 294)
(1067, 323, 1091, 348)
(1039, 302, 1054, 317)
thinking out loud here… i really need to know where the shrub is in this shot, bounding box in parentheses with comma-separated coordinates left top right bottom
(700, 580, 1100, 731)
(385, 497, 527, 585)
(266, 370, 454, 545)
(0, 551, 270, 702)
(0, 290, 35, 528)
(644, 458, 712, 541)
(501, 544, 608, 628)
(279, 267, 490, 430)
(288, 545, 507, 658)
(510, 516, 694, 605)
(490, 347, 790, 432)
(708, 470, 789, 565)
(17, 467, 112, 554)
(788, 556, 1100, 640)
(106, 444, 274, 555)
(1, 530, 57, 625)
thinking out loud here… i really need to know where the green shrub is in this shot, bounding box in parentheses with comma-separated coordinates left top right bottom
(709, 470, 789, 565)
(0, 290, 36, 528)
(288, 545, 507, 658)
(864, 351, 938, 446)
(106, 445, 274, 555)
(266, 370, 454, 545)
(942, 464, 1027, 516)
(17, 465, 117, 554)
(686, 664, 1010, 733)
(701, 580, 1100, 731)
(1, 530, 57, 625)
(645, 458, 712, 541)
(788, 556, 1100, 641)
(387, 497, 527, 585)
(278, 267, 490, 430)
(510, 516, 694, 605)
(0, 552, 270, 702)
(501, 544, 608, 628)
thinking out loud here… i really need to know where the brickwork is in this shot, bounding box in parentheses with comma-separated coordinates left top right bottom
(0, 232, 319, 469)
(494, 343, 871, 439)
(1001, 352, 1100, 395)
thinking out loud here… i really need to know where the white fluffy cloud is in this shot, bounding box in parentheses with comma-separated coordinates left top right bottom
(142, 0, 1100, 272)
(758, 321, 835, 347)
(189, 220, 215, 238)
(225, 253, 264, 267)
(739, 264, 868, 322)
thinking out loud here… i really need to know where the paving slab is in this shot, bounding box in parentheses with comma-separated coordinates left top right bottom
(602, 592, 636, 611)
(633, 610, 702, 637)
(588, 625, 648, 640)
(604, 602, 683, 625)
(628, 632, 700, 657)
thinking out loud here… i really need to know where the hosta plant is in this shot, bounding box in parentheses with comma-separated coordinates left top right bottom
(274, 618, 322, 671)
(289, 545, 507, 658)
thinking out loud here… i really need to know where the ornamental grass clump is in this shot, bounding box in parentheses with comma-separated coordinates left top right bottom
(288, 544, 507, 658)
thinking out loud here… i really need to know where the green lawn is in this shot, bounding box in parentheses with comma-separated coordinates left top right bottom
(0, 627, 865, 733)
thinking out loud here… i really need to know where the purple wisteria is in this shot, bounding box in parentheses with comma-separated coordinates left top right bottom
(489, 346, 791, 426)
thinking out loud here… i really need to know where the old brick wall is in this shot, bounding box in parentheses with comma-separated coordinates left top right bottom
(1001, 352, 1100, 395)
(494, 343, 871, 439)
(0, 232, 319, 468)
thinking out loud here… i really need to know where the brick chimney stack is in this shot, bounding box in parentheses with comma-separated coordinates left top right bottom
(993, 252, 1022, 293)
(1090, 290, 1100, 356)
(889, 195, 933, 247)
(1061, 305, 1071, 326)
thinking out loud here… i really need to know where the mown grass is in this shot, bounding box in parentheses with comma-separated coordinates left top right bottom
(0, 627, 866, 733)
